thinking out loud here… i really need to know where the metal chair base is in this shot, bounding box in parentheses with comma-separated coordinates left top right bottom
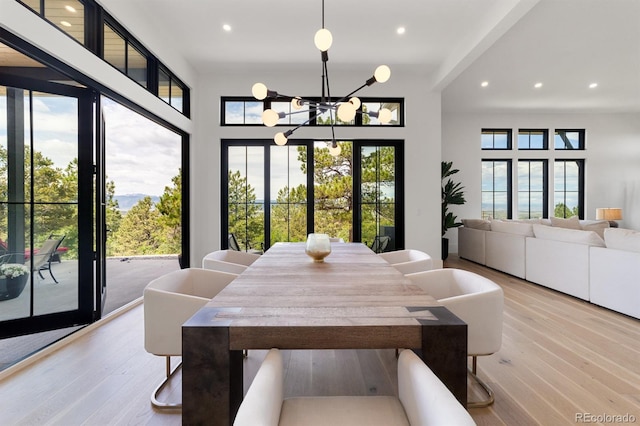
(467, 356, 495, 408)
(151, 356, 182, 411)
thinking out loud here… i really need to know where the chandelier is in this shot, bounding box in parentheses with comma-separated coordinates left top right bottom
(251, 0, 392, 156)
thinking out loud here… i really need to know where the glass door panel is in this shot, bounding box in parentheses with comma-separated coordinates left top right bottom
(270, 144, 307, 244)
(227, 146, 265, 252)
(0, 83, 88, 329)
(313, 141, 353, 242)
(360, 145, 397, 251)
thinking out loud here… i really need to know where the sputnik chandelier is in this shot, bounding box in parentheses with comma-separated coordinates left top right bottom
(251, 0, 392, 156)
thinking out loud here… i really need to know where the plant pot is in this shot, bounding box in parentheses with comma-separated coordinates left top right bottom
(0, 274, 29, 301)
(442, 237, 449, 261)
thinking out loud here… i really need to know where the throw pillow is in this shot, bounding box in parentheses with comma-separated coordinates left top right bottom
(490, 220, 534, 236)
(604, 228, 640, 253)
(532, 224, 605, 247)
(550, 216, 581, 230)
(581, 220, 610, 239)
(462, 219, 491, 231)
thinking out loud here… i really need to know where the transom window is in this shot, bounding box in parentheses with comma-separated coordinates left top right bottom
(554, 129, 585, 150)
(221, 97, 404, 127)
(481, 129, 511, 150)
(518, 129, 548, 150)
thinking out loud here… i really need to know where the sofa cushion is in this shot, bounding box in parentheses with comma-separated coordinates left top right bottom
(462, 219, 491, 231)
(490, 219, 534, 237)
(604, 228, 640, 253)
(580, 220, 610, 239)
(550, 216, 581, 229)
(533, 224, 605, 247)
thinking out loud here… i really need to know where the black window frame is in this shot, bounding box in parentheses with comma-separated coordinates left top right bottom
(518, 129, 548, 150)
(553, 159, 585, 219)
(221, 139, 405, 252)
(481, 158, 513, 219)
(554, 129, 585, 150)
(481, 128, 512, 150)
(517, 159, 548, 219)
(221, 97, 405, 127)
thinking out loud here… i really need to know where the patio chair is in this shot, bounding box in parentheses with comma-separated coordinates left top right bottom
(229, 233, 263, 254)
(31, 236, 66, 284)
(369, 235, 391, 253)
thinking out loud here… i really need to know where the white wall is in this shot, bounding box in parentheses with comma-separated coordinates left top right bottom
(442, 111, 640, 252)
(191, 64, 444, 267)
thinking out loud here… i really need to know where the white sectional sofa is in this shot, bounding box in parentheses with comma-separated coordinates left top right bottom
(457, 217, 640, 319)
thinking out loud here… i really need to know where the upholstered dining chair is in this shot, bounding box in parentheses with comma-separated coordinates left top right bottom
(234, 348, 475, 426)
(378, 249, 434, 275)
(406, 268, 503, 408)
(202, 249, 261, 274)
(143, 268, 238, 409)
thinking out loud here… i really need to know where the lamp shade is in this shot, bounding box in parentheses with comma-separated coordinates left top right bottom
(596, 208, 623, 220)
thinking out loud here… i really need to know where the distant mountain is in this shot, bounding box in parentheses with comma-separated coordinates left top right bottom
(114, 194, 160, 213)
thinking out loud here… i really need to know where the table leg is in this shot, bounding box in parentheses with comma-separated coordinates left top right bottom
(419, 306, 468, 406)
(183, 309, 243, 425)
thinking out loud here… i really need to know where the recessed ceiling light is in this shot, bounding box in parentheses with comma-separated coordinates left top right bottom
(60, 21, 72, 27)
(65, 5, 77, 13)
(481, 81, 489, 87)
(534, 82, 543, 89)
(223, 24, 232, 32)
(589, 83, 598, 89)
(397, 27, 405, 35)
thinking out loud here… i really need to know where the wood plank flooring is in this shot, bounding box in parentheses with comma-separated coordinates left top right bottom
(0, 255, 638, 425)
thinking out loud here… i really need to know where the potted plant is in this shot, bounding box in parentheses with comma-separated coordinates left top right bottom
(441, 161, 466, 260)
(0, 263, 30, 300)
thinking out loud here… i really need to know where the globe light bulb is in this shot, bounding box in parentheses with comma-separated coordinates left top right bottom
(252, 82, 268, 100)
(291, 97, 304, 110)
(337, 102, 356, 122)
(374, 65, 391, 83)
(349, 97, 361, 110)
(274, 132, 288, 146)
(329, 143, 341, 156)
(378, 108, 392, 124)
(262, 109, 280, 127)
(314, 28, 333, 52)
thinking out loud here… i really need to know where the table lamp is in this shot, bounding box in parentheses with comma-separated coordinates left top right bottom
(596, 207, 623, 228)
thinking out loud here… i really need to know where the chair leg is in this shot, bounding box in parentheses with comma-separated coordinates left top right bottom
(467, 356, 495, 408)
(48, 262, 58, 284)
(151, 356, 182, 410)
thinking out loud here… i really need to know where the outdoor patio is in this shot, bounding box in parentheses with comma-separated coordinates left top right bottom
(0, 255, 180, 370)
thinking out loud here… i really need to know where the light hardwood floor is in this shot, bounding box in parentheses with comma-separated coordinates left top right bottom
(0, 255, 639, 425)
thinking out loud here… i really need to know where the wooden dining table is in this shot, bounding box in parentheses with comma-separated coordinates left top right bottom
(182, 242, 467, 425)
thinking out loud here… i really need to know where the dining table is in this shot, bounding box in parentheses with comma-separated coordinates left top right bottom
(182, 242, 467, 425)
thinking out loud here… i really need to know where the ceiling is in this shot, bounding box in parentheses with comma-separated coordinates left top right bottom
(69, 0, 640, 113)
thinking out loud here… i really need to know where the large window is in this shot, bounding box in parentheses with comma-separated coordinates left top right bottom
(517, 160, 547, 219)
(222, 140, 404, 252)
(481, 160, 511, 220)
(554, 160, 584, 218)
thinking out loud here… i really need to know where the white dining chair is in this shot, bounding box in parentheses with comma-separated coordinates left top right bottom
(144, 268, 238, 409)
(406, 268, 503, 407)
(202, 249, 261, 274)
(234, 348, 475, 426)
(378, 249, 434, 275)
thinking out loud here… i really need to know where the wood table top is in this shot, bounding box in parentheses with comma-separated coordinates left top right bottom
(209, 242, 439, 308)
